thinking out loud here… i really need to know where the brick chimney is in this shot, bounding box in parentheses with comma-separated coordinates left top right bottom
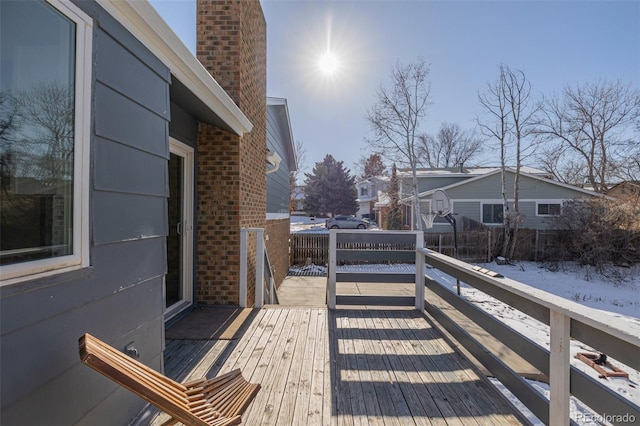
(195, 0, 267, 305)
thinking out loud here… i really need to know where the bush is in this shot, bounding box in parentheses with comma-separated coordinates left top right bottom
(550, 195, 640, 271)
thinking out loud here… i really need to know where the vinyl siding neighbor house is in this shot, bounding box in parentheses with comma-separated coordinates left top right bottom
(355, 176, 389, 221)
(265, 97, 297, 287)
(396, 167, 603, 231)
(0, 0, 269, 424)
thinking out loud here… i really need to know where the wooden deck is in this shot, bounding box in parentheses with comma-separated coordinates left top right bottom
(149, 307, 526, 425)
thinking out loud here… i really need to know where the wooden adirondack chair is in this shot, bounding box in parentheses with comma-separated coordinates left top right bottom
(79, 333, 260, 426)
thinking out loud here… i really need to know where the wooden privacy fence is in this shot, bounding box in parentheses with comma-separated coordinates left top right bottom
(290, 229, 568, 267)
(289, 233, 329, 266)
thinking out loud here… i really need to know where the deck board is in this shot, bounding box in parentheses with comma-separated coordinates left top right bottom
(148, 307, 526, 426)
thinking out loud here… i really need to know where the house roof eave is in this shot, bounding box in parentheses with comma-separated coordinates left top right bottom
(97, 0, 253, 136)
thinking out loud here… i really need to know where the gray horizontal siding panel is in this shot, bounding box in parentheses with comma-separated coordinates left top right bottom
(93, 191, 167, 245)
(94, 136, 168, 196)
(73, 1, 169, 84)
(94, 82, 169, 158)
(266, 107, 292, 213)
(77, 353, 163, 426)
(450, 173, 592, 200)
(0, 238, 165, 334)
(400, 176, 467, 197)
(453, 201, 480, 222)
(2, 318, 164, 426)
(266, 164, 290, 213)
(95, 29, 169, 119)
(0, 277, 163, 411)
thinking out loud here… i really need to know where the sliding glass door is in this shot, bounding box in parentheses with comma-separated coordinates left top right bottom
(166, 139, 194, 320)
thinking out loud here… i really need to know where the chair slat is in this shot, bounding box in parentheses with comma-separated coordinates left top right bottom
(79, 333, 260, 426)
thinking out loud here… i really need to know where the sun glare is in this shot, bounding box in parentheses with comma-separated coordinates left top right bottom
(318, 51, 340, 76)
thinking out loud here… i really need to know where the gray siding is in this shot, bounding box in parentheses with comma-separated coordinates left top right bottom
(448, 172, 591, 200)
(400, 176, 467, 198)
(441, 172, 596, 230)
(266, 105, 292, 214)
(1, 2, 171, 425)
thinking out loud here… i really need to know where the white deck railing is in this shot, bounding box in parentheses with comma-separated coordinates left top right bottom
(239, 228, 276, 308)
(419, 248, 640, 426)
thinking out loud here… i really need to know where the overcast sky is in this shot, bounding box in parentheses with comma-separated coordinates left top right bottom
(150, 0, 640, 174)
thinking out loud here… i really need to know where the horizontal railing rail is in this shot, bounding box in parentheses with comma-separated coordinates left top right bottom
(328, 230, 424, 310)
(418, 248, 640, 426)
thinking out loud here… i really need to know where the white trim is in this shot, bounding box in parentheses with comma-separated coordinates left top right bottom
(1, 0, 93, 284)
(480, 202, 504, 225)
(165, 139, 195, 321)
(96, 0, 252, 136)
(535, 200, 563, 217)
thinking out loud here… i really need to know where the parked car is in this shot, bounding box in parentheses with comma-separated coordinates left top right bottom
(325, 215, 369, 229)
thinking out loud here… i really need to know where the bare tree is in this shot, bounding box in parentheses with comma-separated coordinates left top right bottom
(417, 122, 483, 168)
(535, 80, 640, 193)
(355, 153, 387, 180)
(289, 139, 307, 211)
(502, 65, 541, 258)
(365, 58, 432, 230)
(478, 66, 512, 257)
(478, 64, 540, 259)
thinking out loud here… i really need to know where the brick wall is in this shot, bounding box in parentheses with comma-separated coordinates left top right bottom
(196, 0, 267, 305)
(265, 218, 290, 288)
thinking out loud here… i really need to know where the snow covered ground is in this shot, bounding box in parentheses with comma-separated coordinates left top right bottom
(288, 259, 639, 425)
(290, 216, 330, 233)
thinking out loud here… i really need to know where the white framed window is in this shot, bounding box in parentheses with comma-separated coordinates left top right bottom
(0, 0, 92, 284)
(536, 202, 562, 217)
(482, 203, 504, 224)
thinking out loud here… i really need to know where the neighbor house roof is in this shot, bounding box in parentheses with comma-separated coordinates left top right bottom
(397, 166, 550, 178)
(400, 167, 610, 204)
(267, 97, 297, 171)
(96, 0, 252, 135)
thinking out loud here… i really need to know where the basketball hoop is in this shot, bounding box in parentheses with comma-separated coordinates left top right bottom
(419, 189, 452, 229)
(432, 189, 451, 217)
(421, 211, 438, 229)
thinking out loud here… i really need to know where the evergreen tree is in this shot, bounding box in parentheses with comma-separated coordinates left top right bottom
(303, 155, 358, 216)
(386, 163, 403, 230)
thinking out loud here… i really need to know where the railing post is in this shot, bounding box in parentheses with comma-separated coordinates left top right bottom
(269, 275, 275, 304)
(255, 229, 265, 308)
(549, 309, 570, 425)
(239, 229, 248, 308)
(415, 231, 425, 311)
(328, 230, 337, 309)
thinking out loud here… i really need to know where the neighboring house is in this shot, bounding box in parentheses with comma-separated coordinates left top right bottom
(265, 97, 297, 287)
(0, 0, 268, 424)
(355, 176, 389, 221)
(608, 181, 640, 198)
(290, 185, 306, 213)
(392, 167, 602, 232)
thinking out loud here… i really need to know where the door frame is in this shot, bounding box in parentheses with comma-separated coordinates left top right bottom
(166, 138, 194, 321)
